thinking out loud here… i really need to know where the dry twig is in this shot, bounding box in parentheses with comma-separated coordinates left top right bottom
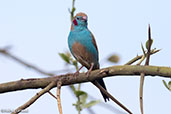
(92, 81, 133, 114)
(11, 81, 56, 114)
(57, 81, 63, 114)
(0, 48, 55, 76)
(48, 91, 57, 99)
(124, 49, 160, 65)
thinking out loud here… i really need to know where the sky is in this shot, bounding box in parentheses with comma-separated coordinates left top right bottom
(0, 0, 171, 114)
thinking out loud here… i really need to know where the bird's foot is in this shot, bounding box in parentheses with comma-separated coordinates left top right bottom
(73, 65, 84, 76)
(85, 70, 90, 77)
(85, 63, 94, 77)
(73, 70, 79, 76)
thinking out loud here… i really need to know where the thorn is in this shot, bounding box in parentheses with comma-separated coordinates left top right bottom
(148, 24, 151, 40)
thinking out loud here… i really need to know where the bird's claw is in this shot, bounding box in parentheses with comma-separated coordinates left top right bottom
(85, 70, 91, 77)
(73, 65, 84, 77)
(85, 63, 94, 77)
(73, 71, 79, 76)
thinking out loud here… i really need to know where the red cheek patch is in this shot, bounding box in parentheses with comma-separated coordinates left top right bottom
(73, 19, 78, 25)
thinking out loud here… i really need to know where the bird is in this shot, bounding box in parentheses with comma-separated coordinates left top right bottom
(68, 12, 109, 102)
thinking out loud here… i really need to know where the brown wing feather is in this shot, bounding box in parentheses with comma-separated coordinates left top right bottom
(72, 42, 97, 69)
(90, 32, 98, 52)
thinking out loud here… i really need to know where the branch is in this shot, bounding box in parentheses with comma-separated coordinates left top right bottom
(11, 81, 56, 114)
(0, 65, 171, 94)
(93, 81, 132, 114)
(57, 81, 63, 114)
(48, 91, 57, 99)
(124, 49, 160, 65)
(145, 25, 153, 66)
(139, 72, 145, 114)
(0, 48, 55, 76)
(139, 25, 153, 114)
(68, 0, 76, 21)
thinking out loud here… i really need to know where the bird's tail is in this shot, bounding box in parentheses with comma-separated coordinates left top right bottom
(93, 78, 110, 102)
(91, 64, 109, 102)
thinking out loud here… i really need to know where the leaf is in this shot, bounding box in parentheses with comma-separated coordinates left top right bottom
(146, 39, 153, 50)
(72, 103, 76, 106)
(72, 60, 78, 68)
(79, 92, 88, 104)
(168, 81, 171, 90)
(72, 90, 88, 112)
(72, 103, 82, 111)
(162, 80, 168, 89)
(107, 54, 120, 63)
(65, 51, 71, 58)
(59, 53, 70, 64)
(75, 90, 87, 97)
(162, 80, 171, 91)
(83, 100, 101, 108)
(70, 85, 76, 93)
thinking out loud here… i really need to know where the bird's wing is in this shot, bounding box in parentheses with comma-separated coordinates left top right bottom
(90, 32, 98, 53)
(72, 42, 97, 69)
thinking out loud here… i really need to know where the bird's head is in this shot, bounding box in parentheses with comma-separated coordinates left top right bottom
(71, 12, 88, 30)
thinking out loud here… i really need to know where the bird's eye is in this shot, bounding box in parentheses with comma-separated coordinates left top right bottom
(77, 17, 80, 20)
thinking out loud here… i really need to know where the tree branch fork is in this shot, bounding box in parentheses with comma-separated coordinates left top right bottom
(0, 65, 170, 94)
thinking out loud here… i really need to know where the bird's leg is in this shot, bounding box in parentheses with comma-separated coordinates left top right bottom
(73, 65, 84, 76)
(86, 63, 94, 76)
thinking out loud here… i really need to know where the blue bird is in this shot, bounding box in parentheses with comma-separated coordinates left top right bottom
(68, 12, 109, 102)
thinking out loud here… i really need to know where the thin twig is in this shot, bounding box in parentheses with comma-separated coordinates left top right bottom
(88, 94, 126, 114)
(69, 0, 76, 21)
(136, 55, 145, 65)
(92, 81, 133, 114)
(124, 49, 160, 65)
(0, 48, 76, 75)
(125, 55, 142, 65)
(139, 25, 153, 114)
(0, 49, 55, 76)
(57, 81, 62, 114)
(139, 72, 145, 114)
(11, 81, 56, 114)
(48, 91, 57, 99)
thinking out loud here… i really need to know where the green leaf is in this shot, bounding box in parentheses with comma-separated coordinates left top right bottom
(146, 39, 153, 50)
(79, 92, 88, 104)
(72, 60, 78, 68)
(59, 53, 70, 64)
(72, 103, 82, 111)
(72, 90, 88, 112)
(107, 54, 120, 63)
(162, 80, 168, 89)
(168, 81, 171, 90)
(162, 80, 171, 91)
(72, 103, 76, 106)
(83, 100, 101, 108)
(75, 90, 87, 97)
(70, 85, 76, 93)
